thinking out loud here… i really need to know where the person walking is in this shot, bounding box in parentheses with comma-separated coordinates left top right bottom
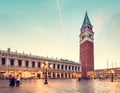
(16, 74, 21, 87)
(9, 76, 15, 88)
(9, 75, 12, 87)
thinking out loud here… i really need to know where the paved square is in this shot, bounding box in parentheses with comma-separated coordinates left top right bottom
(0, 79, 120, 93)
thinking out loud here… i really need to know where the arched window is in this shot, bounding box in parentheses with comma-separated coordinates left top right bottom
(25, 61, 29, 67)
(75, 66, 77, 71)
(78, 67, 80, 71)
(1, 58, 6, 65)
(61, 65, 64, 70)
(72, 66, 74, 70)
(18, 60, 22, 67)
(38, 62, 41, 68)
(53, 64, 55, 69)
(57, 64, 60, 69)
(69, 66, 71, 70)
(10, 59, 14, 66)
(32, 61, 35, 68)
(65, 65, 67, 70)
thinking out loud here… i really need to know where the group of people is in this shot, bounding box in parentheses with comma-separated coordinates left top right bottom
(9, 74, 21, 88)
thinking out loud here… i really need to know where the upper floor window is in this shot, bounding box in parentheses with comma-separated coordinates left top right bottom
(78, 67, 80, 71)
(65, 65, 67, 70)
(53, 64, 55, 69)
(69, 66, 71, 70)
(61, 65, 64, 70)
(72, 66, 74, 70)
(57, 64, 60, 69)
(18, 60, 22, 67)
(38, 62, 41, 68)
(75, 66, 77, 71)
(1, 58, 6, 65)
(25, 61, 29, 67)
(10, 59, 14, 66)
(32, 61, 35, 68)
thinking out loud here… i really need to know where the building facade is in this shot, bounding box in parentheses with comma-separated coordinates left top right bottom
(87, 67, 120, 80)
(0, 48, 80, 79)
(79, 12, 94, 78)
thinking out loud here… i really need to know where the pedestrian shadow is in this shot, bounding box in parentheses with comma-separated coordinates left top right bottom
(0, 86, 11, 90)
(0, 86, 9, 89)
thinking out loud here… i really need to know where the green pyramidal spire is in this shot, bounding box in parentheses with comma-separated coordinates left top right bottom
(82, 11, 92, 27)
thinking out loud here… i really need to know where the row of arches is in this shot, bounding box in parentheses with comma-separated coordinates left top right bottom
(0, 70, 79, 79)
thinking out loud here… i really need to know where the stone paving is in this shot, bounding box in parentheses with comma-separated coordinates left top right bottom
(0, 79, 120, 93)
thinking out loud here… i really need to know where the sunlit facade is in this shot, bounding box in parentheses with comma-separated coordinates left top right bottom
(0, 48, 81, 79)
(86, 68, 120, 80)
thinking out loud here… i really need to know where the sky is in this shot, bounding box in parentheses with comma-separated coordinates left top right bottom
(0, 0, 120, 69)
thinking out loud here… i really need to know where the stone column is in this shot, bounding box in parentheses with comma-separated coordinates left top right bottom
(14, 58, 17, 77)
(59, 73, 61, 79)
(29, 59, 32, 68)
(6, 57, 9, 66)
(63, 73, 65, 79)
(51, 72, 53, 79)
(70, 73, 72, 78)
(59, 64, 61, 70)
(55, 73, 57, 79)
(6, 70, 9, 77)
(14, 58, 18, 67)
(22, 59, 25, 67)
(6, 57, 10, 76)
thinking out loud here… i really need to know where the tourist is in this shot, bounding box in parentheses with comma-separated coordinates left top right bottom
(16, 74, 21, 87)
(78, 77, 81, 81)
(9, 76, 15, 88)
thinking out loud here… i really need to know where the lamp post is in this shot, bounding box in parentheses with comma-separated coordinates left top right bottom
(44, 68, 48, 84)
(110, 70, 114, 82)
(42, 61, 52, 84)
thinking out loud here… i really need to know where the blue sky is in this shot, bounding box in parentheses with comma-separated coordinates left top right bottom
(0, 0, 120, 69)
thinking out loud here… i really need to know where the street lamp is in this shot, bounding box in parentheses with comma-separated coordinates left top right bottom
(41, 61, 52, 84)
(110, 70, 114, 82)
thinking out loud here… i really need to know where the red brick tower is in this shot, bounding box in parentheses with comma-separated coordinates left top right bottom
(80, 12, 94, 78)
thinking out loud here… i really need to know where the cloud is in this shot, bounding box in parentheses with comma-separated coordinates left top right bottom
(56, 0, 64, 33)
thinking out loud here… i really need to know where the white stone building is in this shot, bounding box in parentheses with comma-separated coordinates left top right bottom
(0, 48, 81, 79)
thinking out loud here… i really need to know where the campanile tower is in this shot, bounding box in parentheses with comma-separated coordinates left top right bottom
(80, 12, 94, 78)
